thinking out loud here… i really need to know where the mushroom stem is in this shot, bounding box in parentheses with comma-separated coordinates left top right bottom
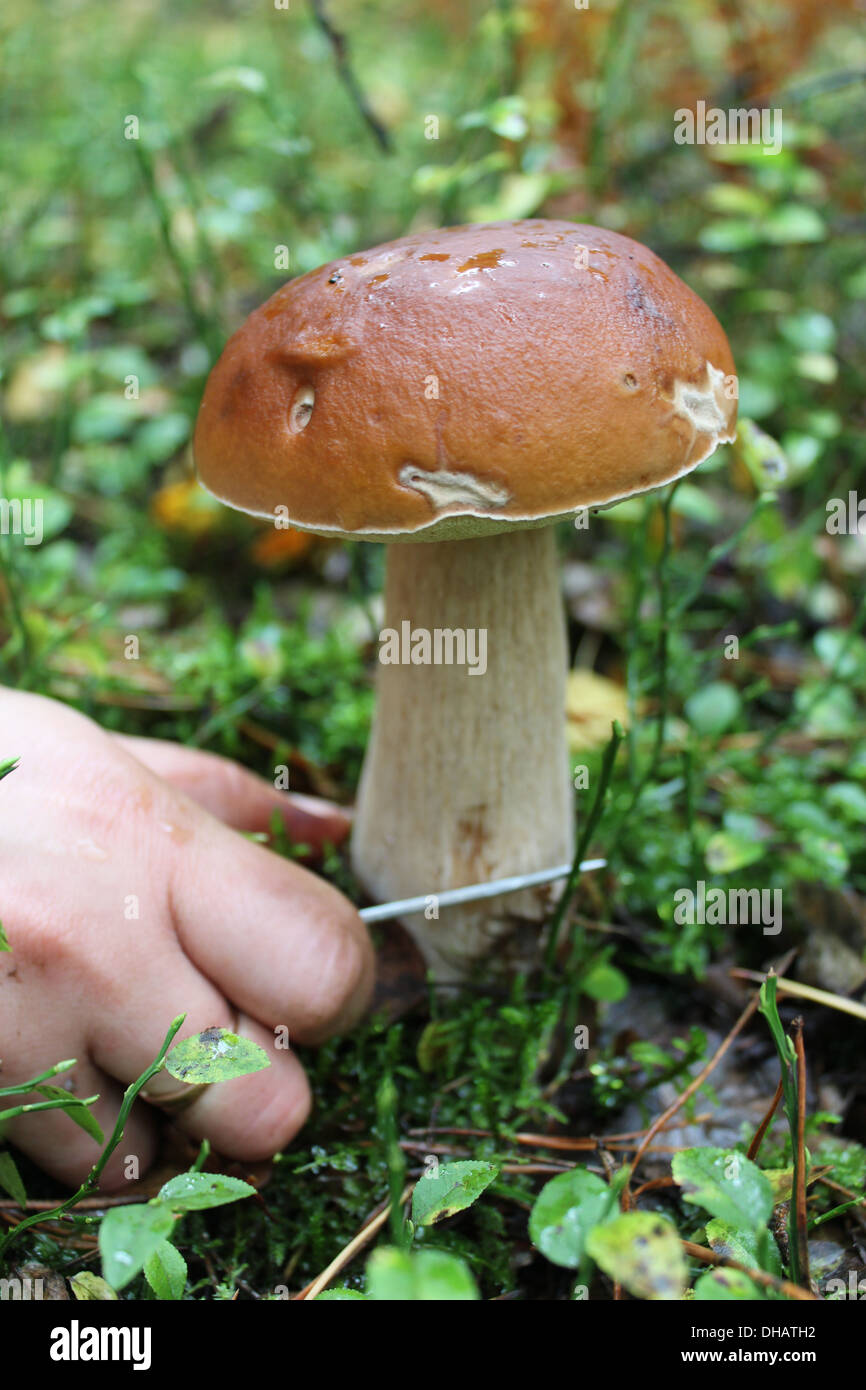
(351, 527, 574, 979)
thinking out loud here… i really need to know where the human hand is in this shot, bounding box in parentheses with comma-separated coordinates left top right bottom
(0, 688, 373, 1189)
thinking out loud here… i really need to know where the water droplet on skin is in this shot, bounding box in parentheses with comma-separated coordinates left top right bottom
(76, 838, 108, 862)
(159, 821, 193, 845)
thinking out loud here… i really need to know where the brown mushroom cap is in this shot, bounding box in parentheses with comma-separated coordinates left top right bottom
(194, 219, 737, 541)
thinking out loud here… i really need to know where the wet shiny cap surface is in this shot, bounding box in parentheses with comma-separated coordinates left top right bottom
(194, 219, 738, 540)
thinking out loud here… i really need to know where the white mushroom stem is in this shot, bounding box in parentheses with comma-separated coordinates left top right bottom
(351, 527, 574, 979)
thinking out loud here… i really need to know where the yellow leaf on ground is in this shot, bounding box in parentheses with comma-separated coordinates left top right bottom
(566, 669, 629, 752)
(150, 477, 226, 537)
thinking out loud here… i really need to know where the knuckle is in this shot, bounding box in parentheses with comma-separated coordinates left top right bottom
(213, 755, 253, 804)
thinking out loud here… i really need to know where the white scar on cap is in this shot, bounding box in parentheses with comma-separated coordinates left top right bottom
(668, 362, 731, 437)
(398, 463, 511, 513)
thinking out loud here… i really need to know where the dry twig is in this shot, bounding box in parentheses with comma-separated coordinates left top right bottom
(294, 1182, 413, 1300)
(682, 1240, 817, 1302)
(791, 1018, 811, 1288)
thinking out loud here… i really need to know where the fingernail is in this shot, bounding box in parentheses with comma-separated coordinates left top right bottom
(287, 793, 353, 822)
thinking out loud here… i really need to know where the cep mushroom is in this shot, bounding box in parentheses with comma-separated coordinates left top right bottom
(194, 219, 737, 979)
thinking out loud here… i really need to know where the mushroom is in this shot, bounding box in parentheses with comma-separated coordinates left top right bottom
(194, 219, 737, 979)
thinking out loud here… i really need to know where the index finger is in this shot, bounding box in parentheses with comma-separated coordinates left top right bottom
(115, 735, 352, 849)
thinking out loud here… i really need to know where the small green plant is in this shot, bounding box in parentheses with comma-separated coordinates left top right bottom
(315, 974, 823, 1301)
(590, 1027, 710, 1116)
(0, 1058, 102, 1210)
(100, 1165, 258, 1298)
(0, 1017, 270, 1298)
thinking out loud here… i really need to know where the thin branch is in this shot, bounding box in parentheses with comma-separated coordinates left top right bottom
(294, 1182, 413, 1300)
(682, 1240, 817, 1302)
(747, 1079, 784, 1161)
(309, 0, 392, 152)
(621, 953, 796, 1205)
(732, 968, 866, 1022)
(623, 989, 762, 1207)
(545, 718, 623, 969)
(791, 1019, 811, 1288)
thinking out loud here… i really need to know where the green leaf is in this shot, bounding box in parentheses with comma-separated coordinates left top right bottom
(459, 96, 529, 141)
(812, 1136, 866, 1190)
(706, 1218, 782, 1277)
(35, 1085, 103, 1144)
(762, 1168, 796, 1205)
(671, 483, 723, 526)
(41, 295, 114, 342)
(486, 98, 529, 141)
(737, 378, 779, 419)
(202, 65, 268, 94)
(468, 171, 550, 222)
(685, 682, 741, 736)
(416, 1020, 457, 1074)
(411, 1160, 499, 1227)
(735, 420, 790, 490)
(708, 184, 767, 216)
(582, 962, 629, 1003)
(143, 1240, 187, 1300)
(703, 183, 769, 217)
(366, 1247, 479, 1301)
(72, 393, 139, 443)
(795, 351, 837, 383)
(779, 432, 821, 480)
(529, 1168, 616, 1268)
(759, 975, 795, 1066)
(586, 1212, 686, 1300)
(165, 1027, 270, 1084)
(315, 1288, 369, 1300)
(699, 219, 762, 253)
(694, 1268, 765, 1300)
(156, 1171, 256, 1212)
(0, 757, 19, 783)
(672, 1148, 773, 1231)
(100, 1203, 175, 1291)
(0, 921, 10, 954)
(704, 832, 766, 874)
(70, 1271, 119, 1300)
(135, 413, 190, 464)
(0, 462, 72, 539)
(763, 205, 825, 245)
(826, 783, 866, 824)
(0, 1150, 27, 1206)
